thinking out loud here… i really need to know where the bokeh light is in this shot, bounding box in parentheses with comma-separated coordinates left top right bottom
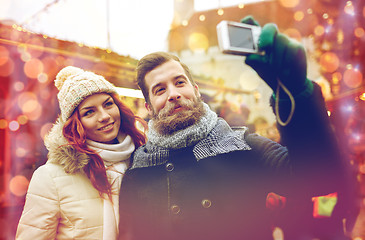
(272, 227, 284, 240)
(354, 27, 365, 38)
(294, 11, 304, 21)
(18, 92, 37, 111)
(344, 1, 354, 15)
(24, 101, 42, 121)
(314, 25, 325, 36)
(169, 31, 185, 51)
(0, 119, 8, 129)
(343, 68, 363, 88)
(359, 93, 365, 101)
(16, 147, 27, 158)
(9, 175, 29, 197)
(283, 28, 301, 41)
(319, 52, 340, 72)
(24, 58, 44, 78)
(9, 121, 20, 132)
(15, 132, 32, 155)
(188, 32, 209, 51)
(337, 30, 344, 44)
(217, 8, 224, 15)
(279, 0, 299, 8)
(16, 91, 43, 120)
(332, 72, 342, 84)
(42, 56, 60, 79)
(37, 72, 49, 83)
(40, 122, 54, 140)
(17, 115, 29, 125)
(13, 81, 25, 92)
(199, 14, 205, 21)
(0, 45, 10, 66)
(20, 51, 32, 62)
(22, 100, 38, 113)
(0, 58, 15, 77)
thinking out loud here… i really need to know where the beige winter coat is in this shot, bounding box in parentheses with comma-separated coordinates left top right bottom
(16, 119, 122, 240)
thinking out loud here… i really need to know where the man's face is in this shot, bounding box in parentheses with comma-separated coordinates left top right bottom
(145, 59, 200, 115)
(144, 59, 204, 135)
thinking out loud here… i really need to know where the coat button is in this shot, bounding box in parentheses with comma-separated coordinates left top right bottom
(170, 205, 181, 214)
(201, 199, 212, 208)
(165, 163, 174, 171)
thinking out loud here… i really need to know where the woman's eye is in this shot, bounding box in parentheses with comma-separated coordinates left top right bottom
(176, 80, 185, 86)
(84, 110, 94, 116)
(105, 101, 114, 107)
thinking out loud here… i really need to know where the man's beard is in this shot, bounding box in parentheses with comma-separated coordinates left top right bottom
(151, 98, 205, 136)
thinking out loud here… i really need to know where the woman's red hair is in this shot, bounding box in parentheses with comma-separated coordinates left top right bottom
(63, 93, 147, 200)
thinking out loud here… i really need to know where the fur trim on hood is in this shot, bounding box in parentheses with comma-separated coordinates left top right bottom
(44, 118, 90, 174)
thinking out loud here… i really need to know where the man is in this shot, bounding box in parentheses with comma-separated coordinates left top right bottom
(118, 17, 355, 239)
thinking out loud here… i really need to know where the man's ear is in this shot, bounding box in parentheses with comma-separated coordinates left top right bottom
(145, 102, 153, 115)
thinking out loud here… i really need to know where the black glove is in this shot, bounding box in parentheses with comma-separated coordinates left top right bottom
(241, 16, 311, 96)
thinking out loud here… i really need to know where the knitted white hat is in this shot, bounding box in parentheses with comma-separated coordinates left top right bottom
(55, 66, 117, 121)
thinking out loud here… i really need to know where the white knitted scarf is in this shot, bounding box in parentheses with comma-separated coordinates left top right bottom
(86, 133, 135, 166)
(147, 102, 218, 149)
(86, 133, 135, 240)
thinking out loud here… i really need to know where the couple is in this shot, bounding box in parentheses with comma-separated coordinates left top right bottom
(16, 17, 354, 240)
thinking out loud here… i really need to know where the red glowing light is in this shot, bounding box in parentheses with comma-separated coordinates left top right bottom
(320, 52, 340, 73)
(24, 58, 44, 79)
(0, 58, 15, 77)
(9, 175, 29, 197)
(344, 68, 363, 88)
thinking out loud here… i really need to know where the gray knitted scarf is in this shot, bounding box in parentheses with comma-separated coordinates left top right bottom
(131, 103, 251, 170)
(147, 103, 217, 149)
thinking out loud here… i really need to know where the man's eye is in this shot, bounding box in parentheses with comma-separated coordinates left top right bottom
(155, 88, 165, 94)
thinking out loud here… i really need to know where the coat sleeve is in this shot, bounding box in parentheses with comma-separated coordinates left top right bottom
(16, 165, 60, 240)
(271, 82, 348, 196)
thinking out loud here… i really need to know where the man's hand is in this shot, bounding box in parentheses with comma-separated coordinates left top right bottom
(241, 16, 311, 96)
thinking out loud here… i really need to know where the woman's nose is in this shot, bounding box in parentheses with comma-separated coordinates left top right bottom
(98, 109, 110, 122)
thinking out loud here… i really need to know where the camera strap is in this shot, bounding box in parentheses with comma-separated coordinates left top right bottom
(275, 79, 295, 127)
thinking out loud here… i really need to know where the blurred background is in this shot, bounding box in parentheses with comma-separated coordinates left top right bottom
(0, 0, 365, 239)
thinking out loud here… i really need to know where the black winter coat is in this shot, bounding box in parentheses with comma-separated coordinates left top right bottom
(119, 83, 355, 240)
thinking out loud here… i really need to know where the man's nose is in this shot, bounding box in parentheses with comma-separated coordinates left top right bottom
(168, 87, 181, 102)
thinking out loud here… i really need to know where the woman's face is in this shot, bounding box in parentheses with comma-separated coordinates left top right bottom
(78, 93, 121, 144)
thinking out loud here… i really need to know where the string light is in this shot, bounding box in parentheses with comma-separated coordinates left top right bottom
(0, 119, 7, 129)
(9, 121, 20, 132)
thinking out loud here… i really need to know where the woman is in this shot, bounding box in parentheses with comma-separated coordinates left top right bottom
(16, 66, 147, 240)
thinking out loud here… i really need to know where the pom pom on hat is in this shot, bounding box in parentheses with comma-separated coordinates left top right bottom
(55, 66, 84, 90)
(55, 66, 117, 121)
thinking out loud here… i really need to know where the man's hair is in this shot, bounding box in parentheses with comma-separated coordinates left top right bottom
(136, 52, 196, 104)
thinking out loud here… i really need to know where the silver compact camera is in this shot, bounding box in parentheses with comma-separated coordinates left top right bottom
(216, 20, 264, 56)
